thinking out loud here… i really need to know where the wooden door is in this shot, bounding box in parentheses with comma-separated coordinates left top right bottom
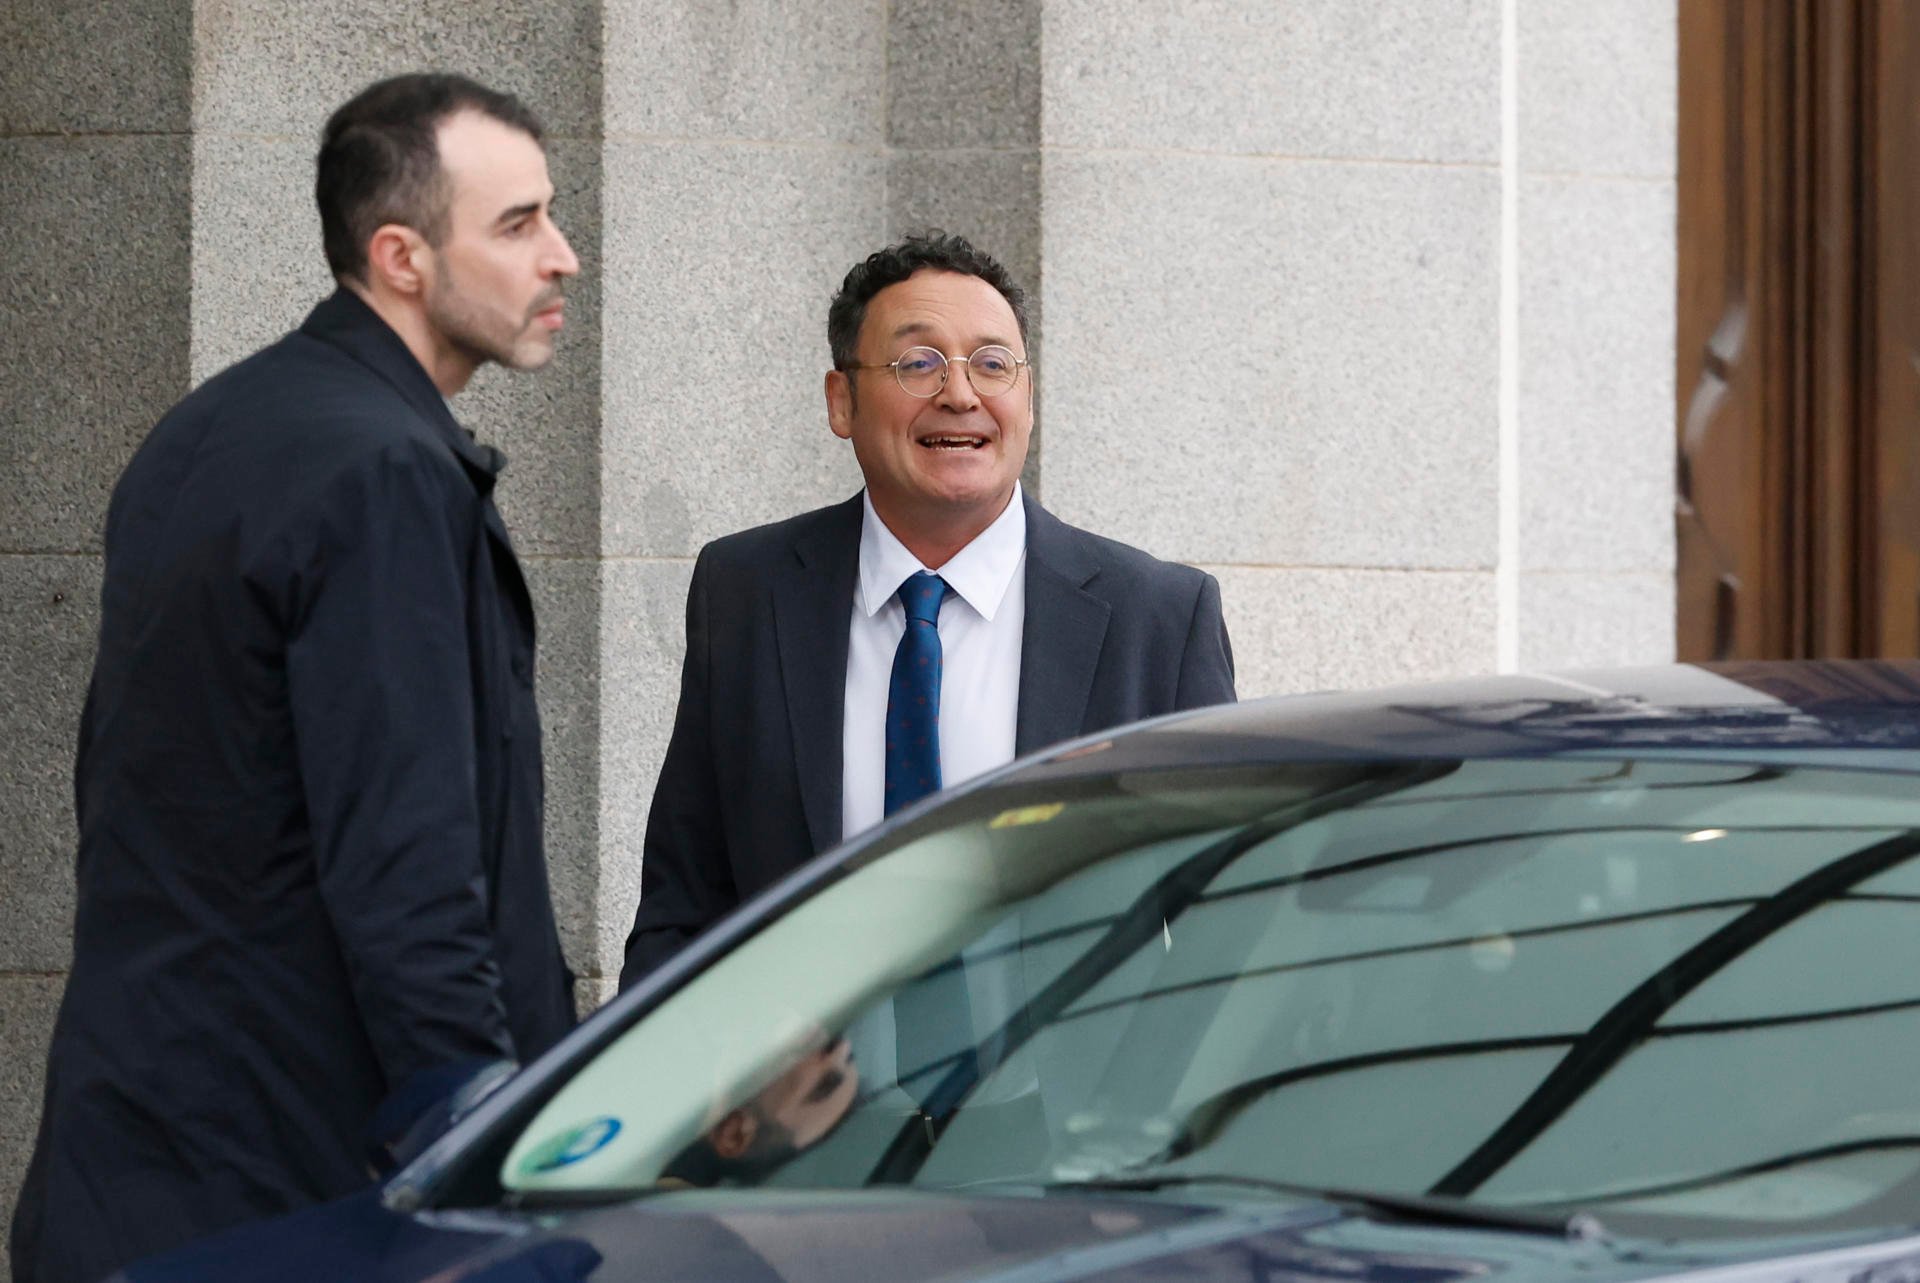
(1677, 0, 1920, 660)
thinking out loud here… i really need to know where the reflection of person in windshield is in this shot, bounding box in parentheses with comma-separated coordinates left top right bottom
(662, 1036, 859, 1187)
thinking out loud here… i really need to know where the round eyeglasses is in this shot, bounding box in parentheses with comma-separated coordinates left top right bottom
(847, 344, 1029, 398)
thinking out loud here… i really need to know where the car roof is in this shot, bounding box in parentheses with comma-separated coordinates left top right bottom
(999, 660, 1920, 783)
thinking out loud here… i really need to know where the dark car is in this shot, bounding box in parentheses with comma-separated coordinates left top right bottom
(125, 661, 1920, 1282)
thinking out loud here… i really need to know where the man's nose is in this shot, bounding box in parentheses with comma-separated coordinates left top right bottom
(934, 357, 981, 410)
(544, 221, 581, 278)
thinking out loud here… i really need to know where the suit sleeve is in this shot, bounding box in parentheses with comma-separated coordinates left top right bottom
(284, 446, 515, 1089)
(619, 547, 740, 989)
(1174, 571, 1237, 710)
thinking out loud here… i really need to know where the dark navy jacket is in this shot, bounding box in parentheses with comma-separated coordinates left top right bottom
(11, 291, 576, 1283)
(619, 492, 1237, 987)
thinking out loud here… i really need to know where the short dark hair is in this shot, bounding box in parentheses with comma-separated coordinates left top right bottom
(827, 232, 1030, 371)
(317, 72, 545, 283)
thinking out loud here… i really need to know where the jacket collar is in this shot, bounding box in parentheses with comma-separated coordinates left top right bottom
(855, 484, 1027, 622)
(776, 491, 1115, 851)
(298, 289, 507, 494)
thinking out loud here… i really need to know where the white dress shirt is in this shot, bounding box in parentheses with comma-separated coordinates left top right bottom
(840, 485, 1027, 843)
(838, 486, 1034, 1104)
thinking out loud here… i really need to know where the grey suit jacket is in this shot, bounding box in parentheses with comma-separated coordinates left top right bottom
(618, 491, 1235, 988)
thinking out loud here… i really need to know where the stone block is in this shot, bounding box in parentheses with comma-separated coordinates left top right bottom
(605, 0, 884, 143)
(1039, 151, 1498, 569)
(191, 0, 602, 139)
(600, 141, 880, 559)
(0, 559, 97, 973)
(188, 135, 332, 385)
(1041, 0, 1499, 162)
(575, 974, 617, 1019)
(887, 148, 1043, 315)
(1, 0, 190, 134)
(1518, 571, 1675, 672)
(0, 975, 64, 1283)
(1210, 565, 1497, 699)
(889, 147, 1046, 496)
(596, 557, 696, 978)
(0, 137, 190, 553)
(1519, 175, 1675, 573)
(889, 0, 1040, 149)
(1520, 0, 1677, 178)
(523, 557, 600, 982)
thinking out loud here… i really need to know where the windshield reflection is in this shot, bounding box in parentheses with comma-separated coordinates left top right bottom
(502, 756, 1920, 1241)
(654, 1034, 860, 1189)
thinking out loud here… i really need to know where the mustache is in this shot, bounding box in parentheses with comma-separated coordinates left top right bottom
(527, 286, 565, 318)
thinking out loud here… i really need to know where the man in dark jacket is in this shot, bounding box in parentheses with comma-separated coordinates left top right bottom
(11, 73, 581, 1283)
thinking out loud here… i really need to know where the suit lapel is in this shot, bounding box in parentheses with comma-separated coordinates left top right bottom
(774, 495, 863, 854)
(1016, 497, 1110, 755)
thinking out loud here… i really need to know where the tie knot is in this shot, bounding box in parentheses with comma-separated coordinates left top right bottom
(898, 572, 948, 625)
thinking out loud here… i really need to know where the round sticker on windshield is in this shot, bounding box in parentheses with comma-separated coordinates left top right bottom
(518, 1116, 623, 1175)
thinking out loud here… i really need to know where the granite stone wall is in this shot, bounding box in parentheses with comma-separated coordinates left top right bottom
(1, 0, 195, 1256)
(0, 3, 1676, 1273)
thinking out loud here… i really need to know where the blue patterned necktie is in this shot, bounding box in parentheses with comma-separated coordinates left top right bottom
(884, 572, 952, 816)
(884, 572, 974, 1105)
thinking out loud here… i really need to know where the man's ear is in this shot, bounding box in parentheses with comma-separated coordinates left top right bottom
(365, 223, 430, 298)
(825, 369, 855, 441)
(709, 1107, 758, 1160)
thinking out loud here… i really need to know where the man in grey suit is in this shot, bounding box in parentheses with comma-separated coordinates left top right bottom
(620, 232, 1235, 989)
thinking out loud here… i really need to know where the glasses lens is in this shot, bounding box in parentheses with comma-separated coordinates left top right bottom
(967, 346, 1020, 396)
(893, 347, 945, 396)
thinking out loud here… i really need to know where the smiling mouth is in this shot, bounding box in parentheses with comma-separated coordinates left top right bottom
(918, 434, 988, 451)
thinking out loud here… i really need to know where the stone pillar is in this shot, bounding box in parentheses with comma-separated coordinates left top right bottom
(184, 0, 610, 1004)
(593, 0, 885, 996)
(1, 3, 608, 1268)
(885, 0, 1045, 492)
(1516, 0, 1677, 667)
(881, 0, 1678, 694)
(0, 0, 194, 1259)
(1035, 1, 1506, 696)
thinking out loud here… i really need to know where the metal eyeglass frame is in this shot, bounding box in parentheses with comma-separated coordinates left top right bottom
(845, 344, 1031, 398)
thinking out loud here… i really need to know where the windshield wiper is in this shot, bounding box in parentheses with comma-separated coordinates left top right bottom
(1045, 1174, 1607, 1243)
(1432, 827, 1920, 1197)
(866, 761, 1460, 1186)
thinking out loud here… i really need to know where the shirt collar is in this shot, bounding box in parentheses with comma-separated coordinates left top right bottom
(856, 484, 1027, 621)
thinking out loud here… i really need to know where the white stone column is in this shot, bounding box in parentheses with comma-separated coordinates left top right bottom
(1515, 0, 1678, 668)
(593, 0, 885, 1000)
(1035, 1, 1505, 697)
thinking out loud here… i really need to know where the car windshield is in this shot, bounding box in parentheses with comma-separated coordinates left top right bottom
(500, 753, 1920, 1240)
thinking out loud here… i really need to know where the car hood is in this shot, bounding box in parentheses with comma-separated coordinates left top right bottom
(117, 1182, 1920, 1283)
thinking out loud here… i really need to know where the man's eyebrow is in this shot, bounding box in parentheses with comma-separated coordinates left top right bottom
(492, 199, 545, 227)
(889, 321, 1020, 349)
